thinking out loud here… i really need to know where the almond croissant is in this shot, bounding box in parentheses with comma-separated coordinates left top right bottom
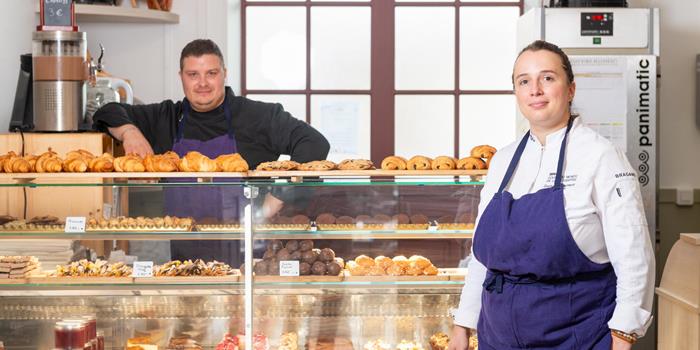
(215, 153, 249, 172)
(35, 149, 63, 173)
(144, 152, 179, 172)
(178, 151, 219, 172)
(114, 154, 145, 172)
(88, 153, 115, 172)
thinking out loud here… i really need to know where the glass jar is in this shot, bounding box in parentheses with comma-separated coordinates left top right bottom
(54, 321, 87, 349)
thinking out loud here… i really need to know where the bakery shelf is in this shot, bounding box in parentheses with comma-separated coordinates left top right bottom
(0, 229, 473, 240)
(35, 3, 179, 24)
(0, 169, 487, 186)
(0, 231, 241, 240)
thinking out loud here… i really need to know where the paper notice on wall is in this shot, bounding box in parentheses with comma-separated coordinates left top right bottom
(319, 101, 360, 157)
(570, 56, 628, 151)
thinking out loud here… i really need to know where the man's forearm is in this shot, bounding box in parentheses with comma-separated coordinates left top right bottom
(108, 124, 140, 141)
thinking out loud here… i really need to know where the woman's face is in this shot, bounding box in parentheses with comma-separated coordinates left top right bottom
(512, 49, 575, 131)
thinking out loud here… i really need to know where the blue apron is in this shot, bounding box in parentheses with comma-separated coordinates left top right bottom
(473, 119, 617, 349)
(165, 96, 243, 265)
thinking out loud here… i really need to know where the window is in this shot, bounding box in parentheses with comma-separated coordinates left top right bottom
(241, 0, 522, 162)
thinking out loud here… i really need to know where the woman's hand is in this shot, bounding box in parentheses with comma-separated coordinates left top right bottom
(611, 332, 633, 350)
(448, 325, 472, 350)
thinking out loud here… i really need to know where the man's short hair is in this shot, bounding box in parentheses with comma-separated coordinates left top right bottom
(180, 39, 225, 70)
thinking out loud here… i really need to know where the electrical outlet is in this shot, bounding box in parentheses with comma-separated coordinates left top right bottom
(676, 188, 695, 206)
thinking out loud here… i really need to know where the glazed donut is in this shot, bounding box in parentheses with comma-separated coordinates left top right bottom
(407, 156, 432, 170)
(431, 156, 456, 170)
(470, 145, 497, 159)
(457, 157, 487, 170)
(381, 156, 407, 170)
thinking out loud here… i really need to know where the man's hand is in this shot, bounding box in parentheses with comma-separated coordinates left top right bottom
(262, 193, 284, 219)
(108, 124, 154, 157)
(611, 333, 633, 350)
(448, 325, 473, 350)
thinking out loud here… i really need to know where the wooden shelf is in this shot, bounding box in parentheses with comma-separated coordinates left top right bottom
(36, 4, 179, 24)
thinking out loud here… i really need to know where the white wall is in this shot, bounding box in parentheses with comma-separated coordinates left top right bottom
(0, 1, 35, 131)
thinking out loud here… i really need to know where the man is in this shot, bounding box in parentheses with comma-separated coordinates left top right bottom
(93, 39, 329, 264)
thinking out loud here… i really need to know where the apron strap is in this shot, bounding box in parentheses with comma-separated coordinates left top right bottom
(177, 94, 235, 142)
(497, 131, 530, 194)
(497, 117, 575, 193)
(554, 118, 575, 188)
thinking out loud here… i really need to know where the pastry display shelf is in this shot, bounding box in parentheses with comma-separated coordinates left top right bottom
(0, 229, 474, 240)
(35, 3, 179, 24)
(0, 275, 466, 296)
(0, 169, 487, 185)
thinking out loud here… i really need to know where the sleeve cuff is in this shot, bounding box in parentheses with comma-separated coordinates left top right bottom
(607, 303, 653, 337)
(452, 308, 479, 329)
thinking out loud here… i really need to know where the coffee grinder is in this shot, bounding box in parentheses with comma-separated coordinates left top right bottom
(11, 0, 89, 132)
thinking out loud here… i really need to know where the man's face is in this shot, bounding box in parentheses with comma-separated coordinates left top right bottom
(179, 54, 227, 112)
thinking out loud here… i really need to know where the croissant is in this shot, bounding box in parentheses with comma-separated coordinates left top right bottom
(144, 153, 179, 172)
(88, 153, 114, 172)
(62, 156, 89, 172)
(0, 152, 12, 172)
(35, 149, 63, 173)
(178, 151, 219, 172)
(381, 156, 407, 170)
(114, 154, 145, 172)
(3, 152, 32, 173)
(471, 145, 497, 159)
(24, 154, 38, 172)
(457, 157, 486, 170)
(65, 149, 95, 160)
(431, 156, 456, 170)
(407, 155, 432, 170)
(216, 153, 249, 172)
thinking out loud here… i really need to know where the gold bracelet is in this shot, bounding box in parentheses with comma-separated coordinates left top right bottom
(611, 329, 638, 344)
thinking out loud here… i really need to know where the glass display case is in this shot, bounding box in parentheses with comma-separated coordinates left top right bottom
(0, 170, 484, 350)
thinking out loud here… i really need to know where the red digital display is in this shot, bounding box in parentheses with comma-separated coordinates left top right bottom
(591, 15, 605, 21)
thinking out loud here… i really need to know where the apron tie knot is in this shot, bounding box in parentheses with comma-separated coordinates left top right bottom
(483, 271, 505, 294)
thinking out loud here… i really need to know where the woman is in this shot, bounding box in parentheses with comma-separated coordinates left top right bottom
(449, 40, 654, 350)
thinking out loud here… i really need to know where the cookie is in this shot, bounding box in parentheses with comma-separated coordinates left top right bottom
(337, 159, 374, 170)
(256, 160, 300, 171)
(299, 160, 336, 171)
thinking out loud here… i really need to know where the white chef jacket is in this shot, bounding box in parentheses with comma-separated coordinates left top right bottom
(453, 117, 655, 337)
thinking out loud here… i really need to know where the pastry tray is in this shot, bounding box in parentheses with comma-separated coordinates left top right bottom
(85, 224, 193, 233)
(134, 275, 239, 284)
(0, 224, 65, 232)
(253, 274, 344, 283)
(195, 224, 244, 233)
(254, 224, 310, 232)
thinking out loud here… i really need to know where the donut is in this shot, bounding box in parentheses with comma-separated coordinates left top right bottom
(409, 214, 429, 224)
(392, 213, 410, 225)
(315, 213, 337, 225)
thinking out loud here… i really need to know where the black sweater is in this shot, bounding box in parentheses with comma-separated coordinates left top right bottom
(92, 87, 329, 168)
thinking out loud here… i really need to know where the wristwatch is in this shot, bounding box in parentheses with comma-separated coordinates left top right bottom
(611, 329, 638, 344)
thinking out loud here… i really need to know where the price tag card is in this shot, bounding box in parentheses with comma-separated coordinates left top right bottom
(279, 260, 300, 277)
(132, 261, 154, 277)
(65, 217, 86, 233)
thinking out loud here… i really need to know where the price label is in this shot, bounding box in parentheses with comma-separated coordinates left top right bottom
(65, 217, 86, 233)
(279, 260, 299, 277)
(132, 261, 154, 277)
(427, 225, 438, 232)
